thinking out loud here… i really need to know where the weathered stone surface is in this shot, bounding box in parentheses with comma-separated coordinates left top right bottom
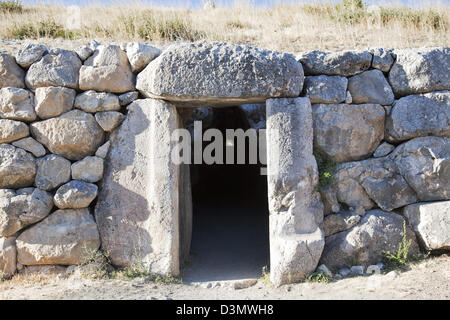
(15, 44, 47, 69)
(118, 91, 139, 106)
(54, 180, 98, 209)
(25, 49, 81, 90)
(34, 86, 76, 119)
(0, 188, 53, 237)
(386, 91, 450, 142)
(303, 75, 347, 104)
(0, 52, 25, 88)
(35, 154, 71, 191)
(0, 236, 16, 278)
(126, 42, 161, 73)
(312, 103, 385, 162)
(320, 210, 419, 270)
(391, 137, 449, 201)
(12, 137, 45, 157)
(95, 99, 180, 275)
(321, 184, 341, 215)
(0, 87, 36, 122)
(403, 201, 450, 251)
(179, 163, 192, 265)
(373, 142, 394, 158)
(388, 47, 450, 96)
(30, 110, 104, 160)
(0, 144, 35, 189)
(74, 45, 93, 61)
(370, 48, 394, 73)
(266, 97, 324, 285)
(323, 211, 361, 237)
(95, 141, 110, 159)
(298, 50, 372, 76)
(79, 45, 135, 93)
(348, 69, 395, 105)
(71, 156, 104, 183)
(16, 208, 100, 265)
(137, 42, 303, 107)
(0, 119, 29, 144)
(94, 111, 124, 132)
(239, 104, 266, 130)
(74, 90, 120, 113)
(345, 90, 352, 104)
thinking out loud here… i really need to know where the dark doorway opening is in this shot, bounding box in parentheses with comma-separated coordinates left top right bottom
(183, 107, 270, 282)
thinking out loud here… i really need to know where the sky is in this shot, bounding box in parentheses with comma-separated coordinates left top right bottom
(17, 0, 450, 8)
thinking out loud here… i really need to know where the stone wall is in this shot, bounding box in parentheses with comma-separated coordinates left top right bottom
(0, 41, 448, 283)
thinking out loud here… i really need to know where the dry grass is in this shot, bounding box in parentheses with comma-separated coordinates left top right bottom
(0, 1, 448, 53)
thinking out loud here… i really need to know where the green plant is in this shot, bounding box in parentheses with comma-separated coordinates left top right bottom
(383, 221, 412, 270)
(314, 146, 337, 190)
(306, 271, 332, 284)
(80, 248, 112, 279)
(7, 19, 76, 39)
(341, 0, 365, 10)
(0, 0, 22, 13)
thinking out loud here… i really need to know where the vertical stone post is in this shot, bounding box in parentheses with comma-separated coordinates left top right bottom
(266, 97, 324, 285)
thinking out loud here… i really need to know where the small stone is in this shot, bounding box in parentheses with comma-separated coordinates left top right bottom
(12, 137, 45, 157)
(366, 265, 381, 275)
(350, 266, 364, 276)
(74, 90, 120, 113)
(303, 75, 347, 104)
(348, 69, 395, 105)
(15, 43, 48, 68)
(74, 45, 93, 61)
(317, 264, 333, 278)
(95, 111, 124, 132)
(118, 91, 139, 106)
(54, 180, 98, 209)
(370, 48, 394, 73)
(0, 119, 29, 144)
(35, 154, 71, 191)
(385, 271, 399, 279)
(126, 42, 161, 73)
(323, 211, 361, 236)
(0, 87, 36, 122)
(339, 268, 351, 277)
(0, 52, 25, 88)
(345, 90, 352, 104)
(34, 86, 76, 119)
(373, 142, 395, 158)
(71, 156, 104, 183)
(233, 279, 258, 290)
(95, 141, 110, 159)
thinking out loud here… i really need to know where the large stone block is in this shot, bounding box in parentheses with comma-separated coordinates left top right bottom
(0, 119, 29, 144)
(0, 236, 16, 278)
(0, 144, 36, 189)
(34, 86, 76, 119)
(95, 99, 180, 276)
(0, 52, 25, 88)
(303, 75, 347, 104)
(348, 69, 394, 105)
(35, 154, 71, 191)
(0, 87, 36, 122)
(266, 97, 324, 285)
(136, 42, 303, 107)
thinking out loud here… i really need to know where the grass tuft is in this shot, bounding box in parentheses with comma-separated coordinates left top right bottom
(306, 271, 333, 283)
(0, 0, 22, 13)
(314, 146, 337, 191)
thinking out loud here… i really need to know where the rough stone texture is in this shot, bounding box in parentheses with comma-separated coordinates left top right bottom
(25, 49, 81, 90)
(298, 50, 372, 76)
(323, 211, 361, 237)
(345, 90, 352, 104)
(320, 210, 419, 270)
(30, 109, 104, 161)
(388, 47, 450, 96)
(71, 156, 104, 183)
(370, 48, 394, 73)
(94, 111, 124, 132)
(74, 90, 120, 113)
(239, 104, 266, 130)
(179, 163, 192, 265)
(15, 44, 47, 69)
(54, 180, 98, 209)
(34, 86, 76, 119)
(0, 188, 53, 237)
(0, 52, 25, 88)
(348, 69, 395, 105)
(137, 42, 303, 107)
(321, 184, 341, 215)
(386, 91, 450, 142)
(266, 97, 324, 285)
(12, 137, 45, 157)
(0, 144, 36, 189)
(79, 45, 136, 93)
(391, 136, 449, 201)
(403, 201, 450, 251)
(16, 208, 100, 265)
(126, 42, 162, 73)
(373, 142, 395, 158)
(74, 45, 93, 61)
(0, 87, 36, 122)
(303, 75, 347, 104)
(312, 103, 385, 162)
(0, 236, 16, 278)
(0, 119, 29, 144)
(118, 91, 139, 106)
(35, 154, 71, 191)
(95, 141, 110, 159)
(95, 99, 180, 276)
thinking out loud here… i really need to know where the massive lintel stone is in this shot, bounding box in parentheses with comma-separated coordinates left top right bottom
(266, 97, 324, 285)
(386, 91, 450, 142)
(16, 208, 100, 265)
(403, 201, 450, 251)
(0, 52, 25, 88)
(136, 42, 303, 107)
(95, 99, 180, 276)
(297, 50, 372, 77)
(388, 47, 450, 96)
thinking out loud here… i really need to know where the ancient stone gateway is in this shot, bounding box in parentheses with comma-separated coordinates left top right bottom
(95, 42, 324, 285)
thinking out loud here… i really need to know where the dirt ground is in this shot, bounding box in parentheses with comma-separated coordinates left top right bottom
(1, 255, 448, 300)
